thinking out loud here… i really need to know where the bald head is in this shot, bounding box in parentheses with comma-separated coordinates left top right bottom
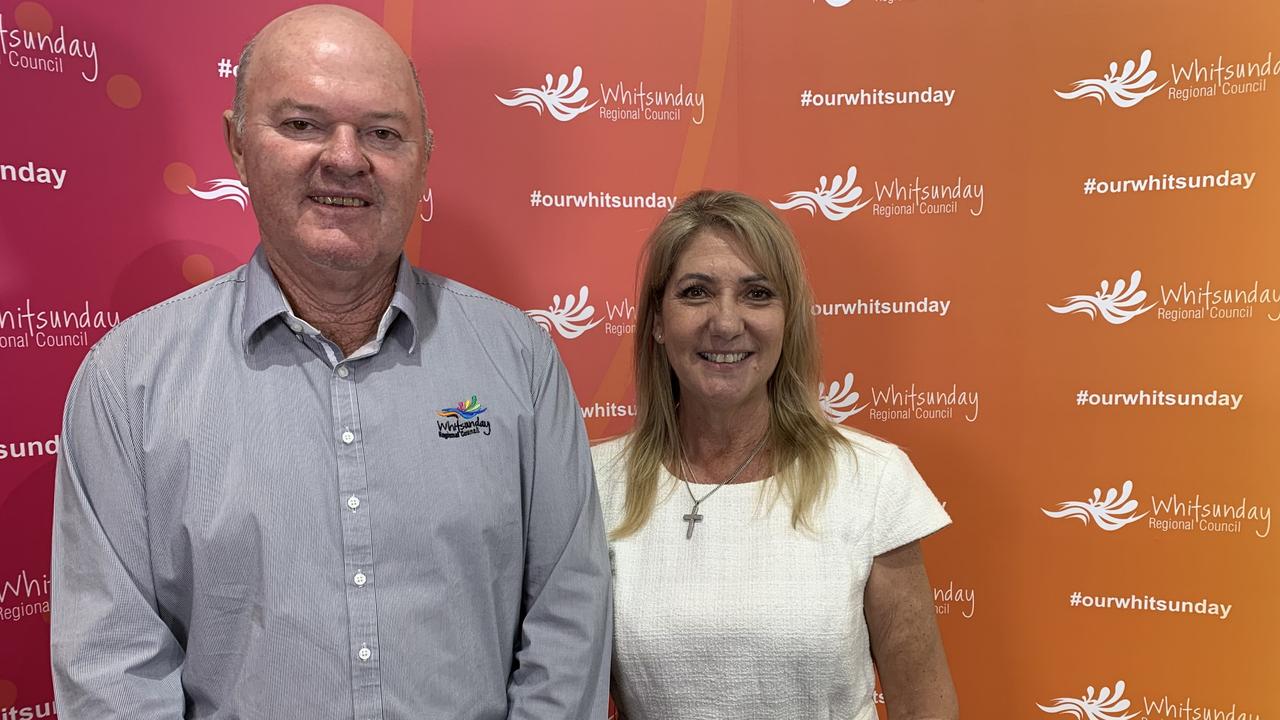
(231, 5, 431, 154)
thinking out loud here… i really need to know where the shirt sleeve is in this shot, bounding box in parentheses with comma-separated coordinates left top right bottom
(506, 330, 612, 719)
(866, 446, 951, 557)
(50, 349, 186, 718)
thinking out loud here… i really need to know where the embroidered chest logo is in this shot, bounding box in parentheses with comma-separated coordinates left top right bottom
(437, 395, 492, 439)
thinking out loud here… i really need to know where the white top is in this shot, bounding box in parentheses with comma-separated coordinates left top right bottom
(592, 427, 950, 720)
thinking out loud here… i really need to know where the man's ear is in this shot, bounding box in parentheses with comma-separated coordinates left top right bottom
(223, 110, 248, 183)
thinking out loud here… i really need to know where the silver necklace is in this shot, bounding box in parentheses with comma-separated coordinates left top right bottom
(676, 434, 767, 539)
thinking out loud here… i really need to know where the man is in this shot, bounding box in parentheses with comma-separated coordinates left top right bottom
(50, 6, 611, 718)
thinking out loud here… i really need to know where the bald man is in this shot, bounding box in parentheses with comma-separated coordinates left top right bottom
(49, 6, 611, 718)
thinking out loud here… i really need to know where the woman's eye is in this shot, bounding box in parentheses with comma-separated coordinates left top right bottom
(747, 287, 774, 300)
(680, 286, 707, 299)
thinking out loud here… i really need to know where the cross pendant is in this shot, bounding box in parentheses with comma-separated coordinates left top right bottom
(683, 502, 703, 539)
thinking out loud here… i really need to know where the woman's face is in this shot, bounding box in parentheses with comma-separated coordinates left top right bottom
(655, 228, 785, 414)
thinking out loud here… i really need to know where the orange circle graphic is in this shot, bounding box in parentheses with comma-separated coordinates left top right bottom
(107, 75, 142, 109)
(164, 162, 197, 195)
(14, 2, 53, 34)
(182, 255, 215, 286)
(0, 679, 17, 707)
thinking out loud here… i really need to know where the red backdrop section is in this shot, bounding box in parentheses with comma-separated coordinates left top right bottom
(2, 1, 1277, 717)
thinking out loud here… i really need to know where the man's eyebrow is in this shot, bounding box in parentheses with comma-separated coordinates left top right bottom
(269, 101, 411, 125)
(270, 99, 326, 116)
(365, 110, 411, 124)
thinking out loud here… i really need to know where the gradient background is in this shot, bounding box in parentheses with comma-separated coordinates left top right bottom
(1, 0, 1277, 716)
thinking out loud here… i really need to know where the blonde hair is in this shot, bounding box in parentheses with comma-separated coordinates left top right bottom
(612, 189, 851, 538)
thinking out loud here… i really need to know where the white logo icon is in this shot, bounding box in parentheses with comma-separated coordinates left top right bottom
(1042, 480, 1148, 532)
(1056, 49, 1167, 108)
(419, 188, 433, 222)
(819, 372, 868, 423)
(820, 0, 854, 6)
(772, 165, 871, 221)
(1047, 271, 1156, 325)
(497, 66, 597, 122)
(526, 286, 603, 339)
(1038, 681, 1139, 720)
(188, 178, 250, 210)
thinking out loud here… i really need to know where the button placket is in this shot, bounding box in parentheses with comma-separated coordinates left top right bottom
(329, 358, 381, 717)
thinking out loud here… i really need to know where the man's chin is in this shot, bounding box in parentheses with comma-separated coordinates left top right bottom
(266, 235, 401, 275)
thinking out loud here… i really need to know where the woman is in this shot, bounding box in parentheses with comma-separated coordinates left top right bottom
(592, 190, 958, 720)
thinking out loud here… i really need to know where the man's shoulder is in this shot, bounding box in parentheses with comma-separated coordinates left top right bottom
(409, 266, 544, 339)
(90, 265, 246, 361)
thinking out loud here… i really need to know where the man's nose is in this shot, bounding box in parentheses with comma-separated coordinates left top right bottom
(319, 125, 371, 175)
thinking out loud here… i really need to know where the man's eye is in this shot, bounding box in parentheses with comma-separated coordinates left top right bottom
(284, 120, 314, 131)
(370, 128, 401, 141)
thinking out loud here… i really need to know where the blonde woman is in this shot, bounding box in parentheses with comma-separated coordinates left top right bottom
(593, 190, 957, 720)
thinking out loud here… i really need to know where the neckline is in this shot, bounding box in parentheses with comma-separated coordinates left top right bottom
(661, 463, 774, 487)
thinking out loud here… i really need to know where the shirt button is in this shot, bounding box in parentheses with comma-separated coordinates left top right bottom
(347, 495, 361, 510)
(337, 366, 350, 378)
(288, 322, 302, 334)
(358, 646, 371, 662)
(341, 430, 355, 444)
(353, 572, 367, 587)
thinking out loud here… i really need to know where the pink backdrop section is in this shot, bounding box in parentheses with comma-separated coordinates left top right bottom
(2, 1, 1277, 718)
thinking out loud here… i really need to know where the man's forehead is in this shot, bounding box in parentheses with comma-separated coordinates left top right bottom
(268, 98, 413, 124)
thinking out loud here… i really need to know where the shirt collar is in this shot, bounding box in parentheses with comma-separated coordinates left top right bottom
(240, 245, 422, 352)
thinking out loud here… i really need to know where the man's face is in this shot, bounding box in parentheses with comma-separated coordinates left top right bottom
(228, 24, 428, 274)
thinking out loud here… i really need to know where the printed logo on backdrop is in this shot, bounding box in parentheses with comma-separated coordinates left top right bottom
(1038, 681, 1138, 720)
(1038, 681, 1261, 720)
(819, 371, 978, 423)
(0, 159, 67, 191)
(525, 286, 635, 338)
(818, 373, 868, 423)
(0, 435, 58, 464)
(189, 178, 250, 210)
(772, 163, 984, 221)
(1048, 270, 1280, 324)
(1080, 168, 1256, 198)
(1043, 480, 1270, 538)
(216, 55, 240, 79)
(0, 300, 119, 351)
(419, 188, 433, 222)
(933, 579, 974, 619)
(816, 0, 913, 7)
(1, 567, 50, 624)
(0, 11, 99, 81)
(812, 294, 952, 318)
(497, 65, 707, 124)
(1056, 48, 1276, 107)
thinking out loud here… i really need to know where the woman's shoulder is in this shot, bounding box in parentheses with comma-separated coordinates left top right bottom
(831, 425, 908, 479)
(590, 434, 630, 474)
(590, 434, 631, 510)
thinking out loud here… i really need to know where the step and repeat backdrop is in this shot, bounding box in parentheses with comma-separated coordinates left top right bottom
(2, 0, 1277, 717)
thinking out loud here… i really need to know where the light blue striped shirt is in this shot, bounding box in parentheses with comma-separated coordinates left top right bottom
(51, 247, 612, 719)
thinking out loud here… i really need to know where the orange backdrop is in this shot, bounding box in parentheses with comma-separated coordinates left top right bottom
(0, 0, 1276, 717)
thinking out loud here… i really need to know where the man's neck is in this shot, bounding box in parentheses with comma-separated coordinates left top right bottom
(264, 248, 399, 357)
